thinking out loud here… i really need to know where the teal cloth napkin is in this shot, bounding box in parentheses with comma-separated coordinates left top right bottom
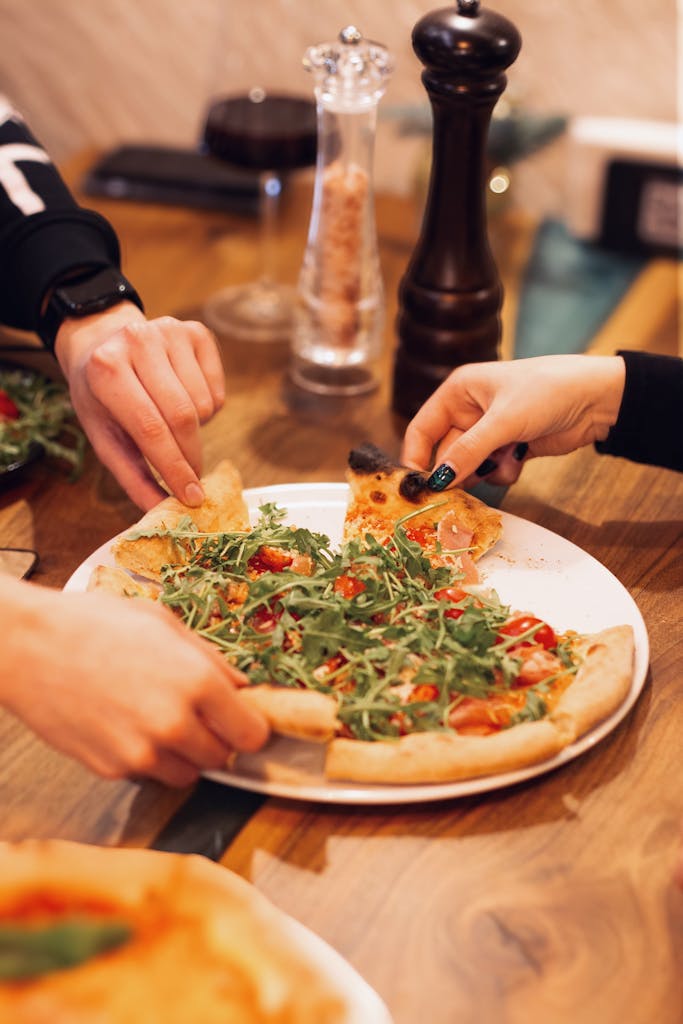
(513, 218, 647, 359)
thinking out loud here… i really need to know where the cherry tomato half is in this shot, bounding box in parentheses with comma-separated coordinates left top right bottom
(407, 684, 440, 703)
(404, 526, 434, 547)
(434, 587, 468, 603)
(0, 390, 19, 420)
(434, 587, 467, 621)
(333, 574, 366, 599)
(498, 616, 556, 650)
(249, 606, 282, 633)
(248, 546, 293, 574)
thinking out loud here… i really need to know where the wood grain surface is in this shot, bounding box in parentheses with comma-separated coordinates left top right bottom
(1, 158, 681, 1024)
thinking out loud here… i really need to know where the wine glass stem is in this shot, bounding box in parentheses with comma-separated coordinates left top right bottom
(258, 170, 282, 292)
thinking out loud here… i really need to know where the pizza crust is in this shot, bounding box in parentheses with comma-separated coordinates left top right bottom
(343, 443, 501, 560)
(87, 565, 161, 600)
(550, 625, 635, 742)
(113, 460, 250, 580)
(237, 685, 338, 743)
(325, 720, 564, 784)
(0, 840, 348, 1024)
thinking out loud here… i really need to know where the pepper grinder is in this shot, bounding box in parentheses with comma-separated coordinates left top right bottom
(291, 26, 392, 396)
(392, 0, 521, 419)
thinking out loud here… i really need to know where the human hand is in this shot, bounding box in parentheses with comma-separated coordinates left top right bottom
(54, 303, 225, 510)
(402, 355, 625, 489)
(4, 579, 269, 787)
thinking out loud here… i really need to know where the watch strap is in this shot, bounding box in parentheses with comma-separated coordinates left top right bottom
(38, 266, 144, 351)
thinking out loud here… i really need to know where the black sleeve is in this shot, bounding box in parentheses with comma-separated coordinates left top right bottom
(595, 350, 683, 472)
(0, 100, 121, 337)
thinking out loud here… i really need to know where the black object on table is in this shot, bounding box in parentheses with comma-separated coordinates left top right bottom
(392, 0, 522, 419)
(152, 779, 265, 861)
(83, 144, 261, 215)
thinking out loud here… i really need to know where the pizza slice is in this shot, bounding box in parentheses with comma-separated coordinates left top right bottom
(0, 840, 350, 1022)
(112, 459, 250, 580)
(344, 443, 502, 582)
(323, 624, 634, 783)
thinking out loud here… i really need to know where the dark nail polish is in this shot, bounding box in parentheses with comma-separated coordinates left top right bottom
(513, 442, 529, 461)
(426, 464, 456, 491)
(475, 458, 498, 477)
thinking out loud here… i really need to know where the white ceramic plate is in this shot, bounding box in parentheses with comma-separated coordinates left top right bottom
(280, 910, 393, 1023)
(66, 482, 649, 806)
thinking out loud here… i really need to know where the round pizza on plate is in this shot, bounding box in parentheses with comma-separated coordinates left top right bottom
(89, 445, 636, 786)
(0, 840, 385, 1023)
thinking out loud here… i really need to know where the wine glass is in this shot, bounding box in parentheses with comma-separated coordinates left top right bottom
(201, 88, 317, 342)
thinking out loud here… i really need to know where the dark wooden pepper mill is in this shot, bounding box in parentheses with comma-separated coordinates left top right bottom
(392, 0, 521, 419)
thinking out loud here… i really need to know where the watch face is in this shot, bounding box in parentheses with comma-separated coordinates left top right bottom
(54, 268, 130, 314)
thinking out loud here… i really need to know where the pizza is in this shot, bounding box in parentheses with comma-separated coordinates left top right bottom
(343, 443, 502, 574)
(112, 459, 250, 580)
(90, 447, 636, 785)
(0, 840, 351, 1023)
(0, 364, 84, 477)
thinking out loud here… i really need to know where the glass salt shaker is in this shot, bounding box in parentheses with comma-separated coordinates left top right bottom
(290, 26, 392, 396)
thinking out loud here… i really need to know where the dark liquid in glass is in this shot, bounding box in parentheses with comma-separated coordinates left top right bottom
(202, 94, 317, 172)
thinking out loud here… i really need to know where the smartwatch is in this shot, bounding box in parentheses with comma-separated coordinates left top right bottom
(38, 266, 144, 350)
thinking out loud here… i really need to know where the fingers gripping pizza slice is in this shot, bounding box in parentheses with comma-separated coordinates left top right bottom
(90, 448, 636, 785)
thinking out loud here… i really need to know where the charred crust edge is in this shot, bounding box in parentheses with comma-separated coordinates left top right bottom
(348, 444, 428, 503)
(399, 470, 429, 503)
(348, 443, 395, 475)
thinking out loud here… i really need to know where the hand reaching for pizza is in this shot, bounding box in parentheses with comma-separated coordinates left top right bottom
(54, 302, 225, 510)
(401, 354, 626, 489)
(1, 575, 269, 786)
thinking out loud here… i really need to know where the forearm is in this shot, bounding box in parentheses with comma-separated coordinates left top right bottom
(0, 99, 120, 339)
(596, 351, 683, 472)
(0, 574, 56, 711)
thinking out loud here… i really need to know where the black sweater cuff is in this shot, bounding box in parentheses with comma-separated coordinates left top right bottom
(0, 208, 120, 337)
(595, 350, 683, 472)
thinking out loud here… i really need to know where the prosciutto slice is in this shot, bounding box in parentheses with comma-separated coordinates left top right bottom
(436, 511, 479, 583)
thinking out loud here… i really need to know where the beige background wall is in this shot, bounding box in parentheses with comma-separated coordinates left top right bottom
(0, 0, 678, 215)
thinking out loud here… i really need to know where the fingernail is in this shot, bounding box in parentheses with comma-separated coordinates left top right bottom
(475, 458, 498, 477)
(184, 482, 204, 506)
(426, 464, 456, 491)
(513, 442, 529, 461)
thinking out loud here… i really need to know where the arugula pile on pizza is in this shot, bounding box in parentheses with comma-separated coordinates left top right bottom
(0, 840, 349, 1023)
(90, 443, 635, 785)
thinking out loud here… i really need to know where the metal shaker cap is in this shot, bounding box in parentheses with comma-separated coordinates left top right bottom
(303, 26, 393, 112)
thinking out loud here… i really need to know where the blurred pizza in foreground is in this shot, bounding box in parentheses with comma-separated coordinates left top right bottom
(0, 840, 360, 1023)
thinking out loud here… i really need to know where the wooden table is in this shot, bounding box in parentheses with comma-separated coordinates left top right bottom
(1, 159, 682, 1024)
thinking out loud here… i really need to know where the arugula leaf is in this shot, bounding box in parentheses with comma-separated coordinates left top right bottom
(509, 691, 548, 725)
